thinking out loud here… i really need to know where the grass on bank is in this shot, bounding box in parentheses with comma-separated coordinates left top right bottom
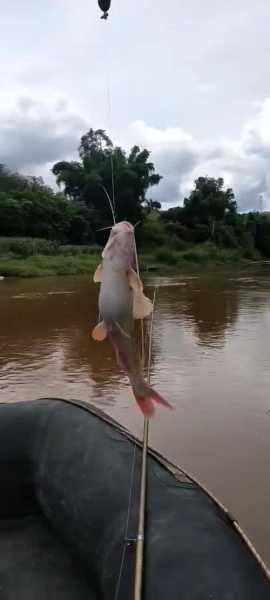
(0, 254, 101, 277)
(0, 240, 253, 278)
(0, 238, 101, 277)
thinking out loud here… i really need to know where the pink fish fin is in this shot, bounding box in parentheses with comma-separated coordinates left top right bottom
(102, 236, 115, 259)
(91, 321, 107, 341)
(114, 321, 131, 338)
(133, 292, 153, 319)
(93, 263, 103, 283)
(133, 385, 173, 418)
(128, 268, 143, 292)
(134, 394, 155, 418)
(128, 268, 153, 319)
(147, 386, 173, 410)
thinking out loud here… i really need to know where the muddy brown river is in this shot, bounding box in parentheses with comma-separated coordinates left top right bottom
(1, 266, 270, 565)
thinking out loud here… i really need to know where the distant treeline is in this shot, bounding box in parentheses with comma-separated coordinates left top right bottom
(161, 177, 270, 259)
(1, 127, 270, 257)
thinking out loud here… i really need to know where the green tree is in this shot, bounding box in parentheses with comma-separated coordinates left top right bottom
(0, 164, 27, 193)
(145, 199, 161, 212)
(250, 213, 270, 257)
(52, 128, 162, 226)
(0, 193, 25, 236)
(0, 168, 94, 243)
(183, 177, 237, 237)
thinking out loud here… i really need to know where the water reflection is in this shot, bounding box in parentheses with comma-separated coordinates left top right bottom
(0, 271, 268, 385)
(145, 275, 240, 348)
(183, 278, 239, 347)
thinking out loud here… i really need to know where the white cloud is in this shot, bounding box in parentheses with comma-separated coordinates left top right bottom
(130, 120, 192, 148)
(0, 96, 87, 175)
(243, 98, 270, 154)
(1, 95, 270, 212)
(126, 99, 270, 211)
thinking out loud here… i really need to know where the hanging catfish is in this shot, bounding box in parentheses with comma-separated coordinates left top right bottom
(98, 0, 111, 20)
(92, 221, 173, 417)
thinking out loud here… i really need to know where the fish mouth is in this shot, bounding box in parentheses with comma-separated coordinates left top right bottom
(111, 221, 134, 234)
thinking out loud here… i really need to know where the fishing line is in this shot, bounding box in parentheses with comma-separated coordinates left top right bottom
(100, 11, 116, 220)
(97, 7, 153, 598)
(106, 73, 116, 214)
(147, 287, 158, 382)
(99, 183, 116, 225)
(134, 232, 146, 366)
(97, 16, 143, 599)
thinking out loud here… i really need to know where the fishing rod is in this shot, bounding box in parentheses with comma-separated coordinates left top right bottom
(134, 291, 157, 599)
(134, 415, 149, 600)
(133, 273, 158, 600)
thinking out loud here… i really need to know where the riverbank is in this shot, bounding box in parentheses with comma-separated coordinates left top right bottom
(0, 244, 253, 278)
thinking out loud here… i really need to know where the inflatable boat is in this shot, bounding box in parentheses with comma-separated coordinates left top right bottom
(0, 398, 269, 599)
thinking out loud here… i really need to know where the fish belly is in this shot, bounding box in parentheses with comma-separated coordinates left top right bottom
(99, 264, 132, 324)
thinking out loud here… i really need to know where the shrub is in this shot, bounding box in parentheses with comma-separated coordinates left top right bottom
(154, 249, 179, 265)
(167, 235, 188, 251)
(139, 213, 167, 247)
(193, 224, 209, 243)
(58, 244, 101, 256)
(182, 249, 209, 263)
(214, 225, 239, 249)
(0, 237, 60, 258)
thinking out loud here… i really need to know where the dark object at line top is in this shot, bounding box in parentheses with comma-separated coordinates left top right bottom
(98, 0, 111, 19)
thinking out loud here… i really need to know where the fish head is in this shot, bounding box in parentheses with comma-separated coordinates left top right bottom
(112, 221, 134, 235)
(102, 221, 135, 267)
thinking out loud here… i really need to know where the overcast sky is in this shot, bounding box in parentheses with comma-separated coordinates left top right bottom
(1, 0, 270, 209)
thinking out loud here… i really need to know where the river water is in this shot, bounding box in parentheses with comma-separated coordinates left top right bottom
(1, 267, 270, 564)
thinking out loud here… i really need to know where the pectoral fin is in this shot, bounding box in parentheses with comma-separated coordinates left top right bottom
(128, 268, 153, 319)
(128, 268, 143, 292)
(92, 321, 107, 341)
(133, 292, 153, 319)
(93, 263, 103, 283)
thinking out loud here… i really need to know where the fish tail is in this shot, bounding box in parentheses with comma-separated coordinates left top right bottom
(108, 329, 173, 417)
(132, 383, 173, 418)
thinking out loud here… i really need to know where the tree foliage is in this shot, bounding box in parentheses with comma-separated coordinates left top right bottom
(0, 170, 94, 243)
(0, 129, 162, 245)
(161, 176, 270, 257)
(0, 164, 26, 192)
(1, 150, 270, 258)
(182, 177, 237, 236)
(52, 128, 162, 225)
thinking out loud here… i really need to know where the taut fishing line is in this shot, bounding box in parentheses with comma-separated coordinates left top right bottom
(97, 6, 139, 600)
(97, 4, 155, 598)
(99, 4, 116, 223)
